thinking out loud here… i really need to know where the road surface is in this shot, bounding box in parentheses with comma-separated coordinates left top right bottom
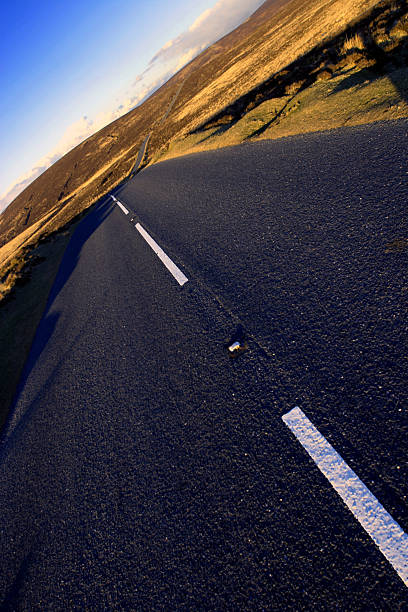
(0, 120, 407, 610)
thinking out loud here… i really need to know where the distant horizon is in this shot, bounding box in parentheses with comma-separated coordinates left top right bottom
(0, 0, 266, 213)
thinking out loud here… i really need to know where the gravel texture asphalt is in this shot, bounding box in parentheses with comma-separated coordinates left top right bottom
(0, 120, 407, 610)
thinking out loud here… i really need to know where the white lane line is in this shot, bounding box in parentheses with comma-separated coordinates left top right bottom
(282, 407, 408, 588)
(135, 223, 188, 286)
(117, 200, 129, 215)
(110, 195, 129, 215)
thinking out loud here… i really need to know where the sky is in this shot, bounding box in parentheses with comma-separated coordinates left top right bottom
(0, 0, 265, 212)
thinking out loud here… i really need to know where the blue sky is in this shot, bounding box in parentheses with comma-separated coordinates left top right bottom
(0, 0, 265, 211)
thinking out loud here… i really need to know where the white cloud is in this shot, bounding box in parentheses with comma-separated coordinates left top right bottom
(125, 0, 265, 118)
(174, 47, 202, 72)
(148, 0, 264, 68)
(128, 72, 175, 108)
(0, 116, 107, 212)
(1, 0, 265, 214)
(0, 111, 131, 212)
(0, 155, 58, 213)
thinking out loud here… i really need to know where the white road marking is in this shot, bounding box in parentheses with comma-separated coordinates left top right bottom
(282, 407, 408, 588)
(110, 195, 129, 215)
(135, 223, 188, 286)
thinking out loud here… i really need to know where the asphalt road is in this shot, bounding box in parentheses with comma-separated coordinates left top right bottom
(1, 120, 407, 610)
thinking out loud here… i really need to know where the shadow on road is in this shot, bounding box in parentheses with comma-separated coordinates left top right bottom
(29, 198, 113, 362)
(1, 200, 113, 443)
(49, 199, 112, 305)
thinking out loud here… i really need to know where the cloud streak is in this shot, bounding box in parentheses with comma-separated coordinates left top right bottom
(1, 0, 264, 213)
(149, 0, 263, 68)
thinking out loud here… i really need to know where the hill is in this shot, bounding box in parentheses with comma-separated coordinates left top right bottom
(3, 0, 406, 261)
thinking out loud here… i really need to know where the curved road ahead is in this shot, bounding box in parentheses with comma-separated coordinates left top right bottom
(1, 120, 407, 610)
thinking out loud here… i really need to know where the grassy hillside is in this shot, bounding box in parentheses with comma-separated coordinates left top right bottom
(0, 0, 391, 259)
(154, 0, 408, 161)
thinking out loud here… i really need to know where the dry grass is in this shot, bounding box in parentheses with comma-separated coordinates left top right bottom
(0, 253, 28, 301)
(285, 80, 306, 95)
(0, 207, 59, 269)
(153, 0, 408, 166)
(154, 67, 408, 164)
(0, 183, 106, 306)
(173, 0, 379, 131)
(57, 144, 137, 206)
(390, 17, 408, 39)
(342, 32, 366, 53)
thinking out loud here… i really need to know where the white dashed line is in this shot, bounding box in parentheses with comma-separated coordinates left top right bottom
(282, 407, 408, 588)
(135, 223, 188, 286)
(110, 195, 129, 215)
